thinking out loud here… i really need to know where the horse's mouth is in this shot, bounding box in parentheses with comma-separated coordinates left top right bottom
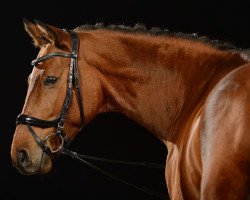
(12, 160, 37, 175)
(12, 153, 52, 175)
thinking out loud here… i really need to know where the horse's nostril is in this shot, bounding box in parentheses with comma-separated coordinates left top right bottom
(19, 150, 26, 163)
(17, 150, 29, 166)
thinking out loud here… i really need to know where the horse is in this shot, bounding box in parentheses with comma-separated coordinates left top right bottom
(11, 19, 250, 200)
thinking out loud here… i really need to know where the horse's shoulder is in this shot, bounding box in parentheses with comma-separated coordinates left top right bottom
(201, 62, 250, 150)
(205, 63, 250, 108)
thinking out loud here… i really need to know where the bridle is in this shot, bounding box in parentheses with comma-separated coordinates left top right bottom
(16, 31, 83, 154)
(16, 31, 167, 199)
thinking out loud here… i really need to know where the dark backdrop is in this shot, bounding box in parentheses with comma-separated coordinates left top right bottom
(1, 1, 249, 200)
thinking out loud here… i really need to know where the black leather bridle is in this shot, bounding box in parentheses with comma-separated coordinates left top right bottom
(16, 31, 84, 155)
(15, 30, 167, 199)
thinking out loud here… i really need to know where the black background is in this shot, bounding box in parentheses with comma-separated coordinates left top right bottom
(1, 1, 249, 200)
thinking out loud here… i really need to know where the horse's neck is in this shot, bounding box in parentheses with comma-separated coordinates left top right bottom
(81, 30, 246, 142)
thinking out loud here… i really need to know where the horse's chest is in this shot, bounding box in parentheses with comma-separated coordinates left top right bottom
(165, 112, 202, 200)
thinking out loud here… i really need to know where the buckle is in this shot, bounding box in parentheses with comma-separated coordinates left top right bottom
(58, 121, 64, 129)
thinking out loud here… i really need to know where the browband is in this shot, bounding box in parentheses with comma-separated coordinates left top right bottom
(31, 52, 77, 66)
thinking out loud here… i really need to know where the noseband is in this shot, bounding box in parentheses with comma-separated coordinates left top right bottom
(15, 30, 167, 199)
(16, 31, 84, 155)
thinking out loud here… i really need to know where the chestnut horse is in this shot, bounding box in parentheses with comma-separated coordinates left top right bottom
(11, 19, 250, 199)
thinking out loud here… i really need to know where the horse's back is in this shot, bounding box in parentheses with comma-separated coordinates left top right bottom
(201, 63, 250, 199)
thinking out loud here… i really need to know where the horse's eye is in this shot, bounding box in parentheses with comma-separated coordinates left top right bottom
(43, 76, 58, 86)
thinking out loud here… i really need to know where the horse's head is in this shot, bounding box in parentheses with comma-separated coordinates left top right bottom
(11, 19, 103, 175)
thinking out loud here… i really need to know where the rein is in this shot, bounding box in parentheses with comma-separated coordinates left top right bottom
(16, 31, 167, 199)
(62, 148, 167, 199)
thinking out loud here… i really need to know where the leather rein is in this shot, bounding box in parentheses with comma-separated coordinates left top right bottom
(16, 31, 167, 199)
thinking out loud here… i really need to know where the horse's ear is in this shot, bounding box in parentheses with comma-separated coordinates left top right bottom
(23, 18, 71, 50)
(23, 18, 46, 47)
(34, 20, 71, 50)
